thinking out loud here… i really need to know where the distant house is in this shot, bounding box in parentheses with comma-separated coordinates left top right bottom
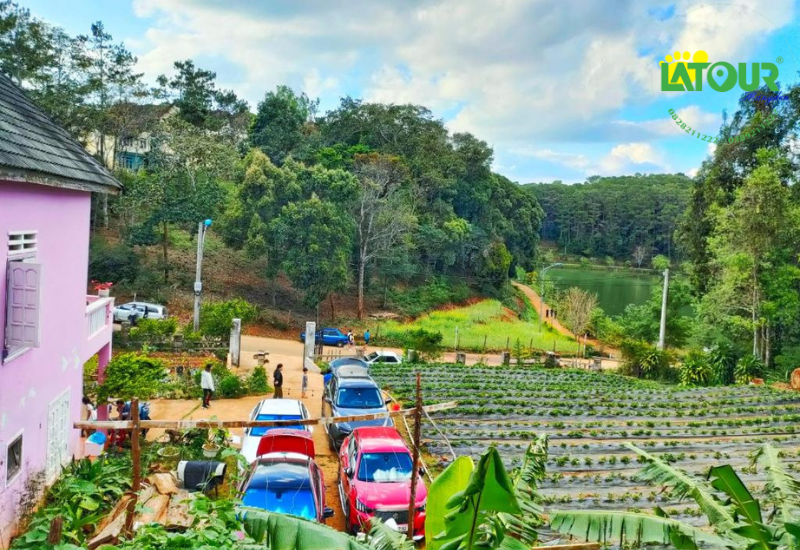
(85, 103, 178, 171)
(0, 74, 121, 545)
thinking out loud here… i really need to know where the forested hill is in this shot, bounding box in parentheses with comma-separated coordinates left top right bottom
(523, 174, 692, 263)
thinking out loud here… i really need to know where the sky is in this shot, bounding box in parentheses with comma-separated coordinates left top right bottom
(23, 0, 800, 184)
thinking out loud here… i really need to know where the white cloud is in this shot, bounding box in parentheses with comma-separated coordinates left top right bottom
(124, 0, 793, 177)
(686, 167, 699, 178)
(519, 142, 667, 176)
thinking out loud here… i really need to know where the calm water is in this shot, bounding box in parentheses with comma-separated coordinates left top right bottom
(547, 267, 660, 316)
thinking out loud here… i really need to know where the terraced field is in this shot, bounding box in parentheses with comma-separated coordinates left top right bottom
(370, 363, 800, 526)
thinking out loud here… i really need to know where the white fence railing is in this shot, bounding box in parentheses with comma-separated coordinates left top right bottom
(86, 296, 112, 338)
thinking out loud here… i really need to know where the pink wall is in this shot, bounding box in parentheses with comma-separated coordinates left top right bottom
(0, 180, 102, 545)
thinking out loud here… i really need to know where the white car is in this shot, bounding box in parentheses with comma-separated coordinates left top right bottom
(363, 351, 403, 365)
(240, 399, 312, 464)
(113, 302, 167, 322)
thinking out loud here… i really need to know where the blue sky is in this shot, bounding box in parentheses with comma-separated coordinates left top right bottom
(24, 0, 800, 183)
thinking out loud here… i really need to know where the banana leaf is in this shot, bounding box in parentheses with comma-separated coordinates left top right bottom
(754, 443, 800, 532)
(494, 436, 547, 545)
(549, 509, 735, 550)
(426, 456, 475, 550)
(239, 507, 372, 550)
(366, 518, 416, 550)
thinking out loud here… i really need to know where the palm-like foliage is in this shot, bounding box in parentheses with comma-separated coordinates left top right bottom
(550, 443, 800, 550)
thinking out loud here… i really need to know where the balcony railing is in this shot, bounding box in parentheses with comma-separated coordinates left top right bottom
(86, 296, 113, 339)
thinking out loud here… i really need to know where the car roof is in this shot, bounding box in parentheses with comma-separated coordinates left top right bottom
(353, 427, 410, 452)
(126, 302, 164, 308)
(337, 378, 380, 389)
(331, 357, 368, 368)
(335, 365, 371, 379)
(255, 398, 305, 415)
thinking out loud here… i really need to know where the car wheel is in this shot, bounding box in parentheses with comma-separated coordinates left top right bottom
(337, 342, 344, 348)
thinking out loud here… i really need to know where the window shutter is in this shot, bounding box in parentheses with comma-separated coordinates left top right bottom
(5, 262, 41, 354)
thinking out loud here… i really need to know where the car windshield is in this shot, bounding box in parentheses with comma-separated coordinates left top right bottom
(357, 452, 413, 482)
(336, 387, 383, 408)
(250, 414, 304, 437)
(365, 352, 379, 361)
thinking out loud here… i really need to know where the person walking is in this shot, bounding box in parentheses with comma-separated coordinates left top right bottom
(273, 364, 284, 398)
(364, 329, 371, 346)
(81, 397, 96, 437)
(347, 329, 355, 348)
(201, 364, 215, 409)
(301, 366, 309, 398)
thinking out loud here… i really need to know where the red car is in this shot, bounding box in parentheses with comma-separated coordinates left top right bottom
(239, 430, 334, 523)
(338, 427, 426, 540)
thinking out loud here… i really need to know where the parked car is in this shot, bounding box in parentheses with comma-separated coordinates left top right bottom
(338, 426, 426, 539)
(300, 327, 349, 347)
(113, 302, 167, 323)
(364, 351, 403, 365)
(323, 376, 392, 451)
(241, 399, 312, 464)
(239, 430, 334, 523)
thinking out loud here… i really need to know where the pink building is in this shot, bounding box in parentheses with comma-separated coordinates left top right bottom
(0, 74, 121, 545)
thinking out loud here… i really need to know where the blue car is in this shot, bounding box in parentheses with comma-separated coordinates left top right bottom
(300, 327, 349, 347)
(322, 377, 392, 450)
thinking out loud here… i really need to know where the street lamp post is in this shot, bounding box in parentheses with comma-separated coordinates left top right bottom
(193, 219, 213, 332)
(539, 263, 563, 331)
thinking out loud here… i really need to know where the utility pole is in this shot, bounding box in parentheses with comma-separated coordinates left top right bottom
(657, 268, 669, 350)
(193, 219, 212, 332)
(539, 263, 563, 332)
(407, 372, 422, 541)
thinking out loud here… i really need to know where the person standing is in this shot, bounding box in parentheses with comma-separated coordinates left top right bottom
(364, 329, 371, 346)
(301, 366, 308, 398)
(347, 330, 355, 348)
(273, 364, 284, 398)
(201, 364, 215, 409)
(81, 397, 96, 437)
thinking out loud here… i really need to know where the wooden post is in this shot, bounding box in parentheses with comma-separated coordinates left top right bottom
(46, 516, 63, 545)
(483, 335, 487, 352)
(124, 399, 141, 537)
(407, 372, 422, 541)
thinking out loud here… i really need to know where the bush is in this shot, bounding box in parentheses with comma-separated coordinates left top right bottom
(98, 353, 167, 402)
(735, 354, 764, 384)
(679, 350, 711, 387)
(248, 366, 270, 394)
(708, 343, 737, 385)
(386, 278, 472, 317)
(402, 328, 443, 361)
(219, 375, 246, 398)
(129, 318, 178, 342)
(200, 298, 258, 338)
(619, 339, 673, 381)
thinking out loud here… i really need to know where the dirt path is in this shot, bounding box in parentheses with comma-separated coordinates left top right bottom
(511, 281, 619, 358)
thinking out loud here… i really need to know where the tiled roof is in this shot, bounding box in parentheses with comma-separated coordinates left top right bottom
(0, 74, 122, 192)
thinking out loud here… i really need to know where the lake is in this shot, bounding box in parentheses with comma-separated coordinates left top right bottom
(547, 267, 660, 316)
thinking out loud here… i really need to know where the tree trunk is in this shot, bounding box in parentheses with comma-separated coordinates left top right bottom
(357, 250, 367, 321)
(752, 274, 758, 359)
(162, 222, 169, 283)
(765, 323, 771, 367)
(329, 293, 336, 321)
(102, 194, 109, 229)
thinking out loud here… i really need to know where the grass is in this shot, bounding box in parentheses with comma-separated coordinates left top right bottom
(377, 299, 579, 353)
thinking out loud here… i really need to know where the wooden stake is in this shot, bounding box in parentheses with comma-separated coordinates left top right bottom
(131, 399, 141, 492)
(407, 372, 422, 541)
(46, 516, 63, 545)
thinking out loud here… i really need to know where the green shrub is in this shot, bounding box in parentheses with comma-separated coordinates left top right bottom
(219, 375, 246, 398)
(619, 339, 673, 381)
(129, 318, 178, 342)
(98, 353, 167, 402)
(679, 350, 711, 387)
(708, 343, 737, 385)
(200, 298, 258, 338)
(248, 366, 270, 394)
(402, 328, 443, 361)
(386, 278, 472, 317)
(735, 354, 764, 384)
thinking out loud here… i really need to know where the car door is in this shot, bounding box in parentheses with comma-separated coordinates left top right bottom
(339, 436, 358, 513)
(323, 378, 336, 421)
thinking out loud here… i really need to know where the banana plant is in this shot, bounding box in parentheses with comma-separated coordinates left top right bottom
(550, 443, 800, 550)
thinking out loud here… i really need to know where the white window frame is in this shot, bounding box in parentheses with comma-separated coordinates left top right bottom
(7, 231, 37, 258)
(5, 429, 24, 486)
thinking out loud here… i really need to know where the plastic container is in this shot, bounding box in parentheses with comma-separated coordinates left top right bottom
(85, 432, 107, 456)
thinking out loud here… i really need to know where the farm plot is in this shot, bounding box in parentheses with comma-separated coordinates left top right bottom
(370, 363, 800, 526)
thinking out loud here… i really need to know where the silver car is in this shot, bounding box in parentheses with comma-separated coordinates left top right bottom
(113, 302, 167, 323)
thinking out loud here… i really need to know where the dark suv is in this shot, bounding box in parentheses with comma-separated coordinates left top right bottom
(322, 376, 392, 450)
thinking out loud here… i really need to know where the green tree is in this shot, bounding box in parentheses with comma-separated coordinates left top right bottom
(616, 278, 694, 348)
(250, 85, 317, 164)
(270, 195, 353, 310)
(200, 298, 258, 338)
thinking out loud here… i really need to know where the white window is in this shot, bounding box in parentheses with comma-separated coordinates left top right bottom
(6, 433, 22, 483)
(7, 231, 37, 257)
(3, 259, 42, 363)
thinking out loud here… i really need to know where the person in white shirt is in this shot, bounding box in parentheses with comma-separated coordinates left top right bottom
(201, 364, 215, 409)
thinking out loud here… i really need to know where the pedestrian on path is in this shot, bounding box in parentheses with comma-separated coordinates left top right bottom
(201, 364, 215, 409)
(301, 366, 308, 398)
(347, 329, 355, 348)
(273, 364, 284, 399)
(364, 329, 371, 345)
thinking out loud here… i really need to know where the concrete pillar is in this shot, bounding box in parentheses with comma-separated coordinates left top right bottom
(96, 343, 112, 423)
(230, 318, 241, 367)
(304, 322, 316, 361)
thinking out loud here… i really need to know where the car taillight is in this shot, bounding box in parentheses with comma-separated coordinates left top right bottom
(355, 499, 375, 514)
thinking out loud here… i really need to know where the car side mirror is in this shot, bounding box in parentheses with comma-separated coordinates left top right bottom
(419, 467, 426, 476)
(384, 398, 392, 405)
(345, 467, 354, 478)
(324, 396, 332, 403)
(323, 506, 335, 519)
